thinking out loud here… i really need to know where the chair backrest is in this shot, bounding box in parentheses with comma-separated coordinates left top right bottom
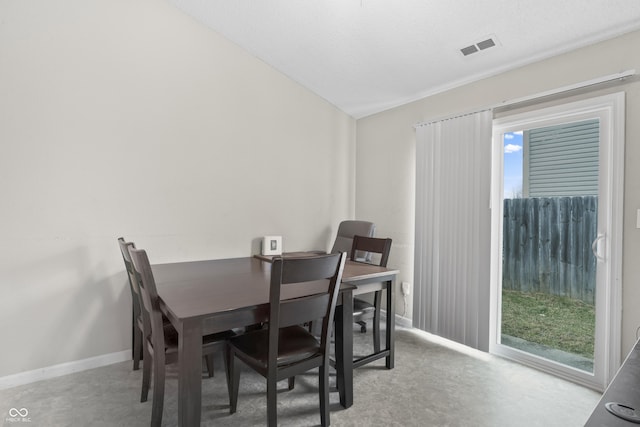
(268, 252, 347, 364)
(118, 238, 144, 324)
(350, 235, 392, 267)
(330, 220, 375, 261)
(128, 247, 166, 358)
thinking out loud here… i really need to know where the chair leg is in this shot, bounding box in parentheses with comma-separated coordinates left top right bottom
(319, 362, 330, 427)
(205, 355, 214, 378)
(151, 352, 165, 427)
(267, 376, 278, 427)
(133, 325, 142, 371)
(373, 291, 382, 353)
(288, 376, 295, 390)
(229, 350, 240, 414)
(140, 345, 151, 402)
(223, 344, 232, 403)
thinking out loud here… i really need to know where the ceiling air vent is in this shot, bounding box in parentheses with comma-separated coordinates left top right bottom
(460, 36, 498, 56)
(460, 45, 478, 56)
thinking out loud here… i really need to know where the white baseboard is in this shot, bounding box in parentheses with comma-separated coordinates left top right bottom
(0, 350, 130, 390)
(378, 310, 413, 329)
(394, 313, 413, 329)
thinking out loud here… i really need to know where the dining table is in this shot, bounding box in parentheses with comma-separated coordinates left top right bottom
(151, 254, 399, 426)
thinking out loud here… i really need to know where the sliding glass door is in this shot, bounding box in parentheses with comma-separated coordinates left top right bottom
(489, 93, 624, 390)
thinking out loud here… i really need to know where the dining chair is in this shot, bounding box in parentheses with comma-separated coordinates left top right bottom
(349, 235, 392, 355)
(330, 220, 375, 261)
(120, 239, 209, 371)
(330, 220, 378, 334)
(117, 237, 144, 371)
(128, 245, 234, 427)
(228, 252, 347, 427)
(118, 237, 219, 377)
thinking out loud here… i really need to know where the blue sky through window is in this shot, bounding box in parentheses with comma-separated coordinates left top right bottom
(503, 131, 523, 198)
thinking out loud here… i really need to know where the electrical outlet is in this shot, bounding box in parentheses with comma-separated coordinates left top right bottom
(401, 282, 410, 296)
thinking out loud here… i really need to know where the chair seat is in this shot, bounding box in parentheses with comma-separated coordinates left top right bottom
(230, 325, 320, 367)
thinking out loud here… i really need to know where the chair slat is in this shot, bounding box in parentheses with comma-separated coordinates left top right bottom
(279, 294, 330, 328)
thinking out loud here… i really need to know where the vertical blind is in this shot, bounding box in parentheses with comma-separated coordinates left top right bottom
(413, 110, 493, 351)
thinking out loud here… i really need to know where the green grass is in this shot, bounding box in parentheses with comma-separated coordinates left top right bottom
(501, 289, 595, 358)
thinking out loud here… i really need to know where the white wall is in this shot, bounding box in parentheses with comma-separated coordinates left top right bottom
(0, 0, 355, 378)
(356, 30, 640, 357)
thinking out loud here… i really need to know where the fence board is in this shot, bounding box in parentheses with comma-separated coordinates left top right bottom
(502, 196, 597, 304)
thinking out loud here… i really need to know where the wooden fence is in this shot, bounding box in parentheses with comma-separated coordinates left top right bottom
(502, 196, 597, 304)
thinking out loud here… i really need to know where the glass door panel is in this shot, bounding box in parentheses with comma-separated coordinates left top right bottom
(500, 121, 598, 373)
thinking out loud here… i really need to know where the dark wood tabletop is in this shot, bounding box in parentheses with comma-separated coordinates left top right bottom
(585, 337, 640, 426)
(150, 256, 398, 426)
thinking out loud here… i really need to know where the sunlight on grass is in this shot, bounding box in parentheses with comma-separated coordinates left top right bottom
(501, 290, 595, 358)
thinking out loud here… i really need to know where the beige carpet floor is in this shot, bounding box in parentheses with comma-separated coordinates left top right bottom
(0, 327, 601, 426)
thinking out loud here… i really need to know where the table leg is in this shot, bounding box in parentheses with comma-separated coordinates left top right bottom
(385, 279, 395, 369)
(178, 319, 202, 426)
(335, 289, 353, 408)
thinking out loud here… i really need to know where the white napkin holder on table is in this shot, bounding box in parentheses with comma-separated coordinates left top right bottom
(261, 236, 282, 256)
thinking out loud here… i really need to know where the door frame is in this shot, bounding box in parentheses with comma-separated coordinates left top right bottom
(489, 92, 625, 391)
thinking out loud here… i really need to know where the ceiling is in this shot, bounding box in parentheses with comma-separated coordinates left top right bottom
(170, 0, 640, 118)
